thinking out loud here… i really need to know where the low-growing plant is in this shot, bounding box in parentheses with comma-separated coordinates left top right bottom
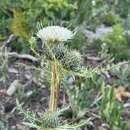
(63, 71, 104, 116)
(115, 0, 129, 18)
(100, 83, 126, 130)
(68, 31, 86, 50)
(101, 12, 121, 26)
(11, 10, 30, 40)
(98, 43, 114, 64)
(111, 65, 130, 88)
(103, 24, 130, 61)
(0, 4, 11, 38)
(17, 100, 81, 130)
(0, 121, 8, 130)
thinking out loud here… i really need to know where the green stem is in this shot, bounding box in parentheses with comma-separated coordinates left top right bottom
(49, 61, 60, 112)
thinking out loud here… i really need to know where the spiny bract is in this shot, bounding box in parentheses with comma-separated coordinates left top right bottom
(62, 50, 82, 71)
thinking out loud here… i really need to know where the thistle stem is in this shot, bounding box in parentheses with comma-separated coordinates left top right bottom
(49, 61, 60, 112)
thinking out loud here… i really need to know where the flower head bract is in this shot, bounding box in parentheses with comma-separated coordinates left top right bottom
(37, 26, 73, 43)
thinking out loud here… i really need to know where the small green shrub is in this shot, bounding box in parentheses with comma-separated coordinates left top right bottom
(69, 31, 86, 50)
(75, 0, 92, 25)
(101, 12, 121, 26)
(2, 0, 76, 33)
(111, 65, 130, 88)
(0, 8, 11, 38)
(115, 0, 129, 18)
(100, 84, 125, 130)
(0, 0, 76, 52)
(11, 10, 30, 40)
(103, 24, 130, 61)
(64, 72, 104, 116)
(98, 43, 114, 64)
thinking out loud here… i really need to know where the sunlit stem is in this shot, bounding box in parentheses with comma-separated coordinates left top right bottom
(49, 60, 60, 112)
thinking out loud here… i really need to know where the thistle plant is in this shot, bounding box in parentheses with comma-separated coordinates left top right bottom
(26, 25, 83, 129)
(36, 26, 76, 112)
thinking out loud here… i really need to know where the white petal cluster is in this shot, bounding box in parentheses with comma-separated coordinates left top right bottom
(37, 26, 73, 43)
(92, 0, 96, 6)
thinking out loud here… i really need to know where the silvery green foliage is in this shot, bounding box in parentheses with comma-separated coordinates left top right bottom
(100, 84, 125, 130)
(64, 73, 104, 116)
(17, 99, 59, 129)
(111, 64, 130, 88)
(17, 100, 80, 130)
(0, 121, 8, 130)
(99, 43, 114, 64)
(42, 111, 59, 128)
(76, 0, 92, 25)
(68, 84, 94, 115)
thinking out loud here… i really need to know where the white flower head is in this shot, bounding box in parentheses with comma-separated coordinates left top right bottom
(37, 26, 73, 43)
(92, 0, 96, 6)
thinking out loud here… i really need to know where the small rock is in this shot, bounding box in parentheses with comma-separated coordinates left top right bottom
(124, 103, 130, 108)
(16, 124, 30, 130)
(11, 125, 16, 130)
(98, 126, 107, 130)
(85, 25, 112, 42)
(7, 80, 20, 96)
(8, 68, 18, 74)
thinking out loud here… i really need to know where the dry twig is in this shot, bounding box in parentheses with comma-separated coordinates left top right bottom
(0, 52, 39, 63)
